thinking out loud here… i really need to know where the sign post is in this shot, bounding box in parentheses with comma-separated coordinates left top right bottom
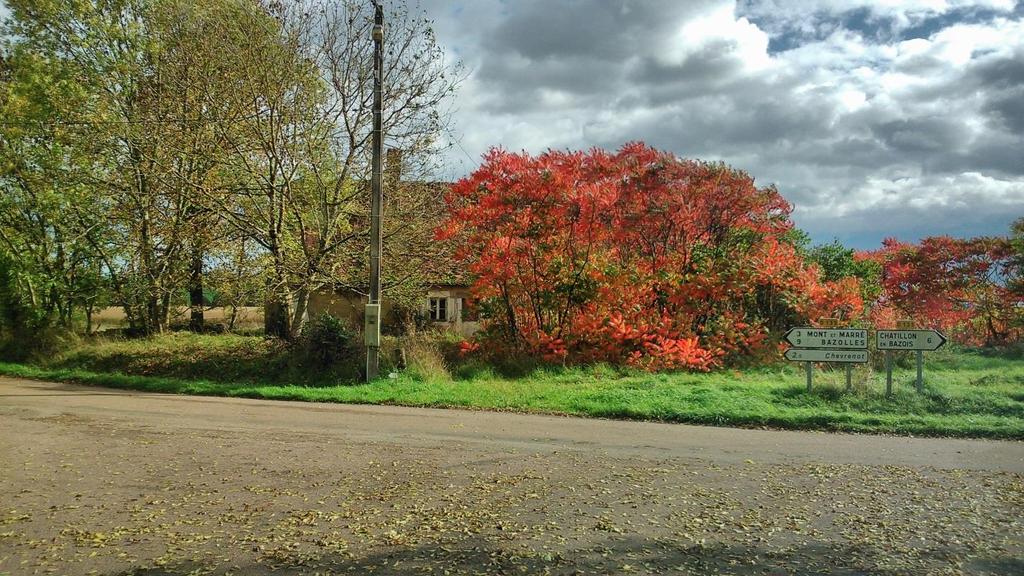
(916, 350, 923, 392)
(885, 351, 893, 397)
(783, 325, 867, 391)
(876, 325, 946, 395)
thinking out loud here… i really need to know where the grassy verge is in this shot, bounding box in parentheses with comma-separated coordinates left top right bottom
(1, 333, 1022, 439)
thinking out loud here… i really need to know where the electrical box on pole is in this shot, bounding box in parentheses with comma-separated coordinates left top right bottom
(364, 304, 381, 347)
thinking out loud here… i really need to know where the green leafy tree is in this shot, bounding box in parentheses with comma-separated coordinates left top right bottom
(0, 5, 113, 333)
(3, 0, 181, 333)
(202, 0, 462, 338)
(1, 0, 462, 342)
(808, 239, 882, 304)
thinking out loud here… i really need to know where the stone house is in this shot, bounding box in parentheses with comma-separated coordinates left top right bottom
(306, 283, 479, 337)
(305, 150, 480, 336)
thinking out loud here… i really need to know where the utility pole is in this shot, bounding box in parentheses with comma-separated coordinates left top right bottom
(365, 1, 384, 381)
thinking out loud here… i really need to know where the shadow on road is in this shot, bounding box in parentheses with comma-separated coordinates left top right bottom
(0, 392, 127, 397)
(107, 535, 1024, 575)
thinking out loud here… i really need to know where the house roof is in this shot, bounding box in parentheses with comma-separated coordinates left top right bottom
(316, 178, 472, 293)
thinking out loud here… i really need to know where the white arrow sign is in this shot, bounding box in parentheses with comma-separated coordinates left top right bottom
(876, 329, 947, 351)
(784, 348, 868, 363)
(784, 328, 867, 349)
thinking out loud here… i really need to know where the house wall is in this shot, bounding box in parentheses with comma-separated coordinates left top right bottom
(307, 291, 394, 325)
(426, 287, 480, 337)
(307, 287, 479, 337)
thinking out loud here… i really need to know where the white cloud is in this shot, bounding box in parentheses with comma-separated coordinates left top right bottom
(423, 0, 1024, 247)
(664, 3, 774, 72)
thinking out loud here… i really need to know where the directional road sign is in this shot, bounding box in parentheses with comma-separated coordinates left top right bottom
(784, 348, 868, 363)
(876, 329, 946, 351)
(784, 328, 867, 350)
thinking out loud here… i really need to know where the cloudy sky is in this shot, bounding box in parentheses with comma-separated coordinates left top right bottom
(1, 1, 1019, 248)
(420, 0, 1024, 248)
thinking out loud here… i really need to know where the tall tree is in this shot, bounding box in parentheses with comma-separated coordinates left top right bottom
(0, 3, 113, 332)
(2, 0, 264, 335)
(204, 0, 461, 338)
(3, 0, 196, 333)
(2, 0, 462, 341)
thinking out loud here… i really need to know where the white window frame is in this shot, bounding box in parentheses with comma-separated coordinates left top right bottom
(429, 297, 448, 321)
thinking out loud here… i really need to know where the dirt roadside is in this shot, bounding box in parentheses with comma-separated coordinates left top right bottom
(1, 377, 1022, 575)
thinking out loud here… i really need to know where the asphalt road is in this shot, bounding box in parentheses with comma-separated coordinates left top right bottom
(1, 377, 1022, 575)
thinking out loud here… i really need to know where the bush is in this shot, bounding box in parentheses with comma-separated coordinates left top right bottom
(402, 333, 451, 381)
(297, 314, 358, 369)
(385, 305, 434, 336)
(870, 349, 917, 371)
(0, 324, 79, 362)
(438, 143, 864, 371)
(378, 329, 461, 381)
(977, 342, 1024, 360)
(452, 337, 561, 379)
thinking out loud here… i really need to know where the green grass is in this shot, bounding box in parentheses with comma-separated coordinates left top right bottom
(42, 332, 361, 385)
(1, 333, 1022, 439)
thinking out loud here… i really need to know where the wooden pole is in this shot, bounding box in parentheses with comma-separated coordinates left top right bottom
(366, 3, 384, 381)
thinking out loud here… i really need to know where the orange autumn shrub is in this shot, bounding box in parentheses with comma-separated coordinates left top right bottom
(439, 143, 863, 370)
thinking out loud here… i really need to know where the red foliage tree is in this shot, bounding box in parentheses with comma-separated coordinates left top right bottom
(865, 235, 1021, 345)
(438, 143, 863, 370)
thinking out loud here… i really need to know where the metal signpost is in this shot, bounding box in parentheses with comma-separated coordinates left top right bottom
(784, 327, 867, 349)
(876, 327, 946, 394)
(785, 319, 949, 397)
(784, 349, 869, 363)
(783, 325, 867, 391)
